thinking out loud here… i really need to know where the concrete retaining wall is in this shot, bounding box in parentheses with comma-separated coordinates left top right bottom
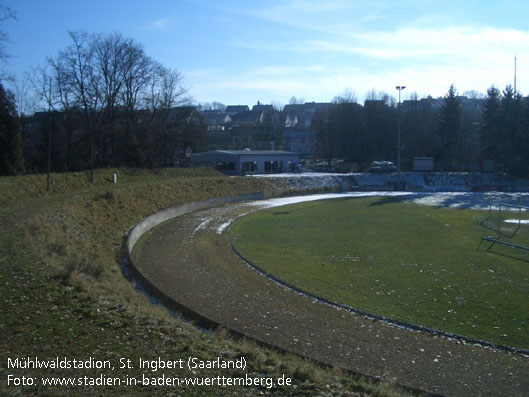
(349, 172, 529, 192)
(127, 191, 264, 254)
(262, 172, 529, 192)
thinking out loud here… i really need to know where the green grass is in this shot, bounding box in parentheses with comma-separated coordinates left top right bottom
(230, 196, 529, 350)
(0, 169, 406, 396)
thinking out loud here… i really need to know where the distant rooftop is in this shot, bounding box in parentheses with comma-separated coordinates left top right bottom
(211, 149, 298, 155)
(225, 105, 250, 114)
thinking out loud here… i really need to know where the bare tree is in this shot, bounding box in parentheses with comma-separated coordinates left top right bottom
(120, 41, 151, 113)
(0, 3, 15, 79)
(146, 65, 191, 166)
(289, 96, 305, 105)
(13, 74, 39, 117)
(197, 102, 226, 111)
(158, 67, 188, 109)
(94, 33, 127, 112)
(47, 55, 78, 170)
(462, 90, 486, 100)
(93, 32, 132, 166)
(62, 31, 100, 180)
(406, 91, 419, 101)
(12, 74, 39, 171)
(332, 89, 358, 104)
(118, 41, 152, 165)
(27, 30, 191, 171)
(364, 89, 394, 107)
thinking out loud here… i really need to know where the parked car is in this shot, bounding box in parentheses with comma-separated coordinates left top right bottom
(367, 161, 396, 173)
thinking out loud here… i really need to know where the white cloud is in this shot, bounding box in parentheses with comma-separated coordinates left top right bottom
(141, 18, 172, 32)
(186, 2, 529, 103)
(251, 65, 325, 76)
(226, 0, 358, 36)
(188, 64, 364, 104)
(301, 26, 529, 61)
(187, 52, 521, 105)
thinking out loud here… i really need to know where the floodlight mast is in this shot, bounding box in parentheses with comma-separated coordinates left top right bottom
(396, 85, 406, 190)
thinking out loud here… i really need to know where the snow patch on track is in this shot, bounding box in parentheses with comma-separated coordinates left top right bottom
(248, 192, 410, 209)
(192, 217, 215, 236)
(216, 219, 234, 234)
(197, 191, 529, 236)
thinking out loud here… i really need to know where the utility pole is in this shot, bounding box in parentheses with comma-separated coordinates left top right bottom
(395, 85, 406, 191)
(514, 53, 517, 94)
(47, 77, 52, 192)
(90, 123, 94, 183)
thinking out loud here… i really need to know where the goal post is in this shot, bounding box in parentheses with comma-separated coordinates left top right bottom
(480, 202, 529, 252)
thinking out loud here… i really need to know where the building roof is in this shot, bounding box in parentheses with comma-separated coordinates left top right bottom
(251, 104, 274, 112)
(283, 102, 331, 113)
(201, 111, 227, 123)
(202, 149, 299, 156)
(225, 105, 250, 114)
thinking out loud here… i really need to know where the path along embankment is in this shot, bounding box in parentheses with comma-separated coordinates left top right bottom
(127, 188, 529, 396)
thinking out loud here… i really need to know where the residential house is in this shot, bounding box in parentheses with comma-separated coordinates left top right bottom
(282, 102, 331, 157)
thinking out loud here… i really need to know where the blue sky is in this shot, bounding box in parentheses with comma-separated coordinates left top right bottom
(3, 0, 528, 107)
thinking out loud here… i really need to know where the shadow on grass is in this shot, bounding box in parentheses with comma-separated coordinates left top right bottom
(476, 238, 529, 263)
(273, 198, 352, 214)
(369, 192, 529, 210)
(368, 196, 414, 206)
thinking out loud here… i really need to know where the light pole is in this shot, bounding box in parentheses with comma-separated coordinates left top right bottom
(396, 85, 406, 190)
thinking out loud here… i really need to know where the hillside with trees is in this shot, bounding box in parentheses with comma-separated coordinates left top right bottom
(1, 30, 528, 178)
(312, 85, 529, 177)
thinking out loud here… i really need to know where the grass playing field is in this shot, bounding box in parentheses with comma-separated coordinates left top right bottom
(230, 196, 529, 350)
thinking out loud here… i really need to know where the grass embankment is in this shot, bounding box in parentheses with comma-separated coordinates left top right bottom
(231, 196, 529, 350)
(0, 169, 403, 396)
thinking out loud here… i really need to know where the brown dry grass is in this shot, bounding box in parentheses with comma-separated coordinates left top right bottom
(0, 167, 412, 396)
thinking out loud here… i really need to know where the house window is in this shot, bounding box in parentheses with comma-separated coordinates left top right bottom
(264, 161, 278, 173)
(216, 162, 235, 171)
(242, 161, 257, 175)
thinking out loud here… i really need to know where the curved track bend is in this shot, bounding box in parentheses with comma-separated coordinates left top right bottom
(132, 194, 529, 396)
